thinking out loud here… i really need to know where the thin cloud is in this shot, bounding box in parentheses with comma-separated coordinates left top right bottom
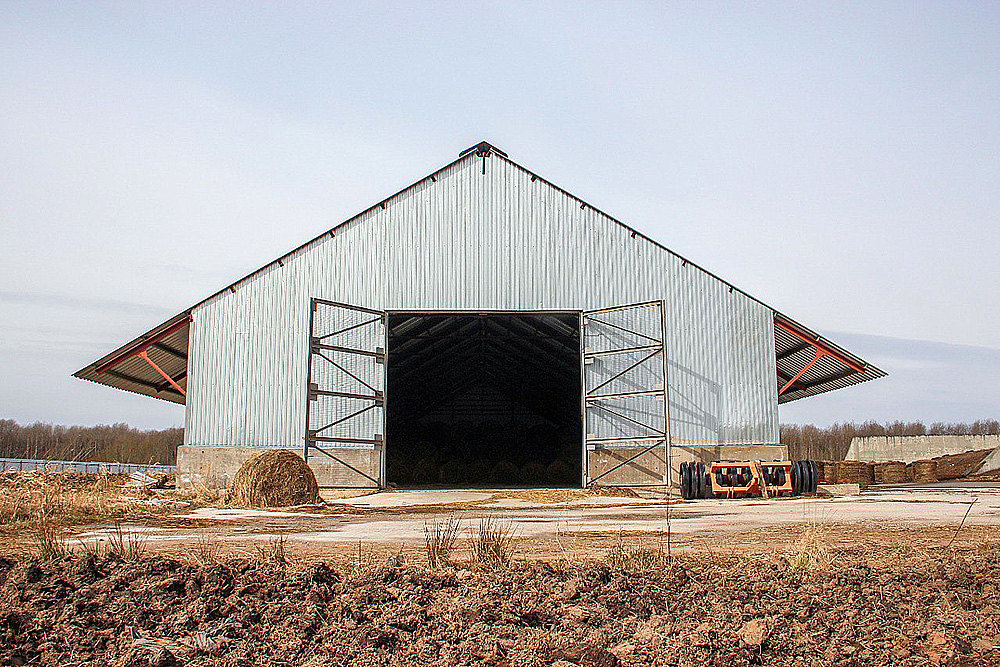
(0, 290, 172, 317)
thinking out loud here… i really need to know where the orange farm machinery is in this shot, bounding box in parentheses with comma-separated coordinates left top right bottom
(679, 460, 819, 499)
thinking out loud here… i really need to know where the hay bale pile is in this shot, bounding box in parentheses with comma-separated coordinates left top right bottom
(910, 460, 938, 484)
(836, 460, 875, 488)
(873, 461, 907, 485)
(933, 448, 993, 480)
(818, 460, 838, 485)
(229, 450, 319, 507)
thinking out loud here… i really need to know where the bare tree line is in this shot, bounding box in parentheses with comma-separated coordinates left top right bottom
(4, 418, 999, 469)
(781, 420, 1000, 462)
(0, 420, 182, 465)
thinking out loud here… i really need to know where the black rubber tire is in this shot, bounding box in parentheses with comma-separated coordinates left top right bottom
(700, 462, 710, 498)
(695, 462, 705, 498)
(801, 460, 811, 495)
(791, 461, 801, 495)
(680, 462, 690, 499)
(805, 460, 815, 494)
(810, 460, 820, 492)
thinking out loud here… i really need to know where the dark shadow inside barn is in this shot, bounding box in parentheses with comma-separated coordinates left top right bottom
(385, 312, 581, 487)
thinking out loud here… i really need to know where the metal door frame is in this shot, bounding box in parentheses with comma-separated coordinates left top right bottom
(581, 300, 670, 488)
(304, 298, 387, 489)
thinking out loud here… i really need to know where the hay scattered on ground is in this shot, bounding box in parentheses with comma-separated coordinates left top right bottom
(228, 450, 319, 508)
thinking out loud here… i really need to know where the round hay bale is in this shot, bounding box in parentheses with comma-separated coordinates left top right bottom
(911, 460, 938, 483)
(229, 450, 319, 507)
(467, 460, 492, 484)
(519, 461, 548, 485)
(546, 459, 575, 486)
(836, 460, 874, 488)
(490, 460, 519, 485)
(412, 458, 438, 485)
(439, 460, 469, 484)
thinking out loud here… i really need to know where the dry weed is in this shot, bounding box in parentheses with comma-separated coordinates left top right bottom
(31, 515, 68, 561)
(605, 532, 669, 571)
(424, 515, 462, 568)
(257, 535, 290, 566)
(787, 522, 832, 572)
(107, 522, 147, 561)
(472, 515, 517, 569)
(187, 532, 221, 566)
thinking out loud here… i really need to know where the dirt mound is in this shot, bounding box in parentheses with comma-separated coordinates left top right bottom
(228, 450, 319, 507)
(2, 545, 999, 666)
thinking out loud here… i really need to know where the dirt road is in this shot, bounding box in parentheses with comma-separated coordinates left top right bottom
(67, 485, 1000, 562)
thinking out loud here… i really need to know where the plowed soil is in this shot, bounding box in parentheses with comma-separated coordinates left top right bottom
(3, 543, 999, 666)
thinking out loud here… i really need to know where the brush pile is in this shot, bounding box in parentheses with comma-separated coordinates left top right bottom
(228, 450, 319, 507)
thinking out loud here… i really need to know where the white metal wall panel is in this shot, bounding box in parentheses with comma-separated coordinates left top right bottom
(185, 154, 778, 448)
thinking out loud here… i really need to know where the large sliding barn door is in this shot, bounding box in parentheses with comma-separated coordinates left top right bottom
(304, 299, 386, 489)
(582, 301, 670, 488)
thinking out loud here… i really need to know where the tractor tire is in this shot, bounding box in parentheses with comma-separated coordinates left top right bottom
(791, 461, 801, 495)
(697, 462, 709, 498)
(680, 462, 691, 499)
(810, 460, 820, 492)
(805, 460, 815, 494)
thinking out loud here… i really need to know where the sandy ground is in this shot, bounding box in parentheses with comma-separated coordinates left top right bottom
(61, 483, 1000, 563)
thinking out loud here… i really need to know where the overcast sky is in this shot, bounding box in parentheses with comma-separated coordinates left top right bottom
(1, 2, 998, 430)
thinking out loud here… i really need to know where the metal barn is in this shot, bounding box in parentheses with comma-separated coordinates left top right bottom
(74, 142, 886, 489)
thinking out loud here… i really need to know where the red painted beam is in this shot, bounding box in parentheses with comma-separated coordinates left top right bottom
(138, 350, 186, 397)
(774, 317, 865, 374)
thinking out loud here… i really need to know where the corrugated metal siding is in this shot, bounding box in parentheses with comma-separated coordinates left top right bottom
(185, 154, 778, 448)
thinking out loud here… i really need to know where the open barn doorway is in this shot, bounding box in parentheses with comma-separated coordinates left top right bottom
(385, 312, 582, 488)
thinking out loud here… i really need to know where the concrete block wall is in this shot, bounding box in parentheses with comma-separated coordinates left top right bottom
(846, 435, 1000, 464)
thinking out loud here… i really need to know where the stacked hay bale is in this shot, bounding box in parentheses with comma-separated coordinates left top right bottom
(818, 460, 838, 485)
(910, 460, 938, 483)
(229, 450, 319, 507)
(873, 461, 907, 485)
(836, 460, 875, 489)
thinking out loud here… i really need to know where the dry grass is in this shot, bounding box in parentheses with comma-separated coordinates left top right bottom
(257, 535, 290, 566)
(107, 521, 147, 561)
(787, 523, 832, 572)
(31, 515, 68, 561)
(0, 471, 155, 533)
(186, 532, 221, 566)
(424, 515, 462, 568)
(472, 515, 517, 569)
(604, 531, 669, 571)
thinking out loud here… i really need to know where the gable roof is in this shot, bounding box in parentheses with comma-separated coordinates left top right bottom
(73, 141, 886, 404)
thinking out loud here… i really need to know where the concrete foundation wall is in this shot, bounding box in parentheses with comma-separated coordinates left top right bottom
(846, 435, 1000, 464)
(177, 445, 379, 490)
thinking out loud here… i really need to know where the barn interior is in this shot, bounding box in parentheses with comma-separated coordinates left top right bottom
(385, 312, 581, 487)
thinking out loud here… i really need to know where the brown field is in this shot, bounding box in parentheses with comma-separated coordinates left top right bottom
(2, 471, 1000, 665)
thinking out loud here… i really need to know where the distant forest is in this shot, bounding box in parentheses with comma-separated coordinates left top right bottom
(0, 420, 182, 465)
(781, 420, 1000, 461)
(2, 419, 999, 468)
